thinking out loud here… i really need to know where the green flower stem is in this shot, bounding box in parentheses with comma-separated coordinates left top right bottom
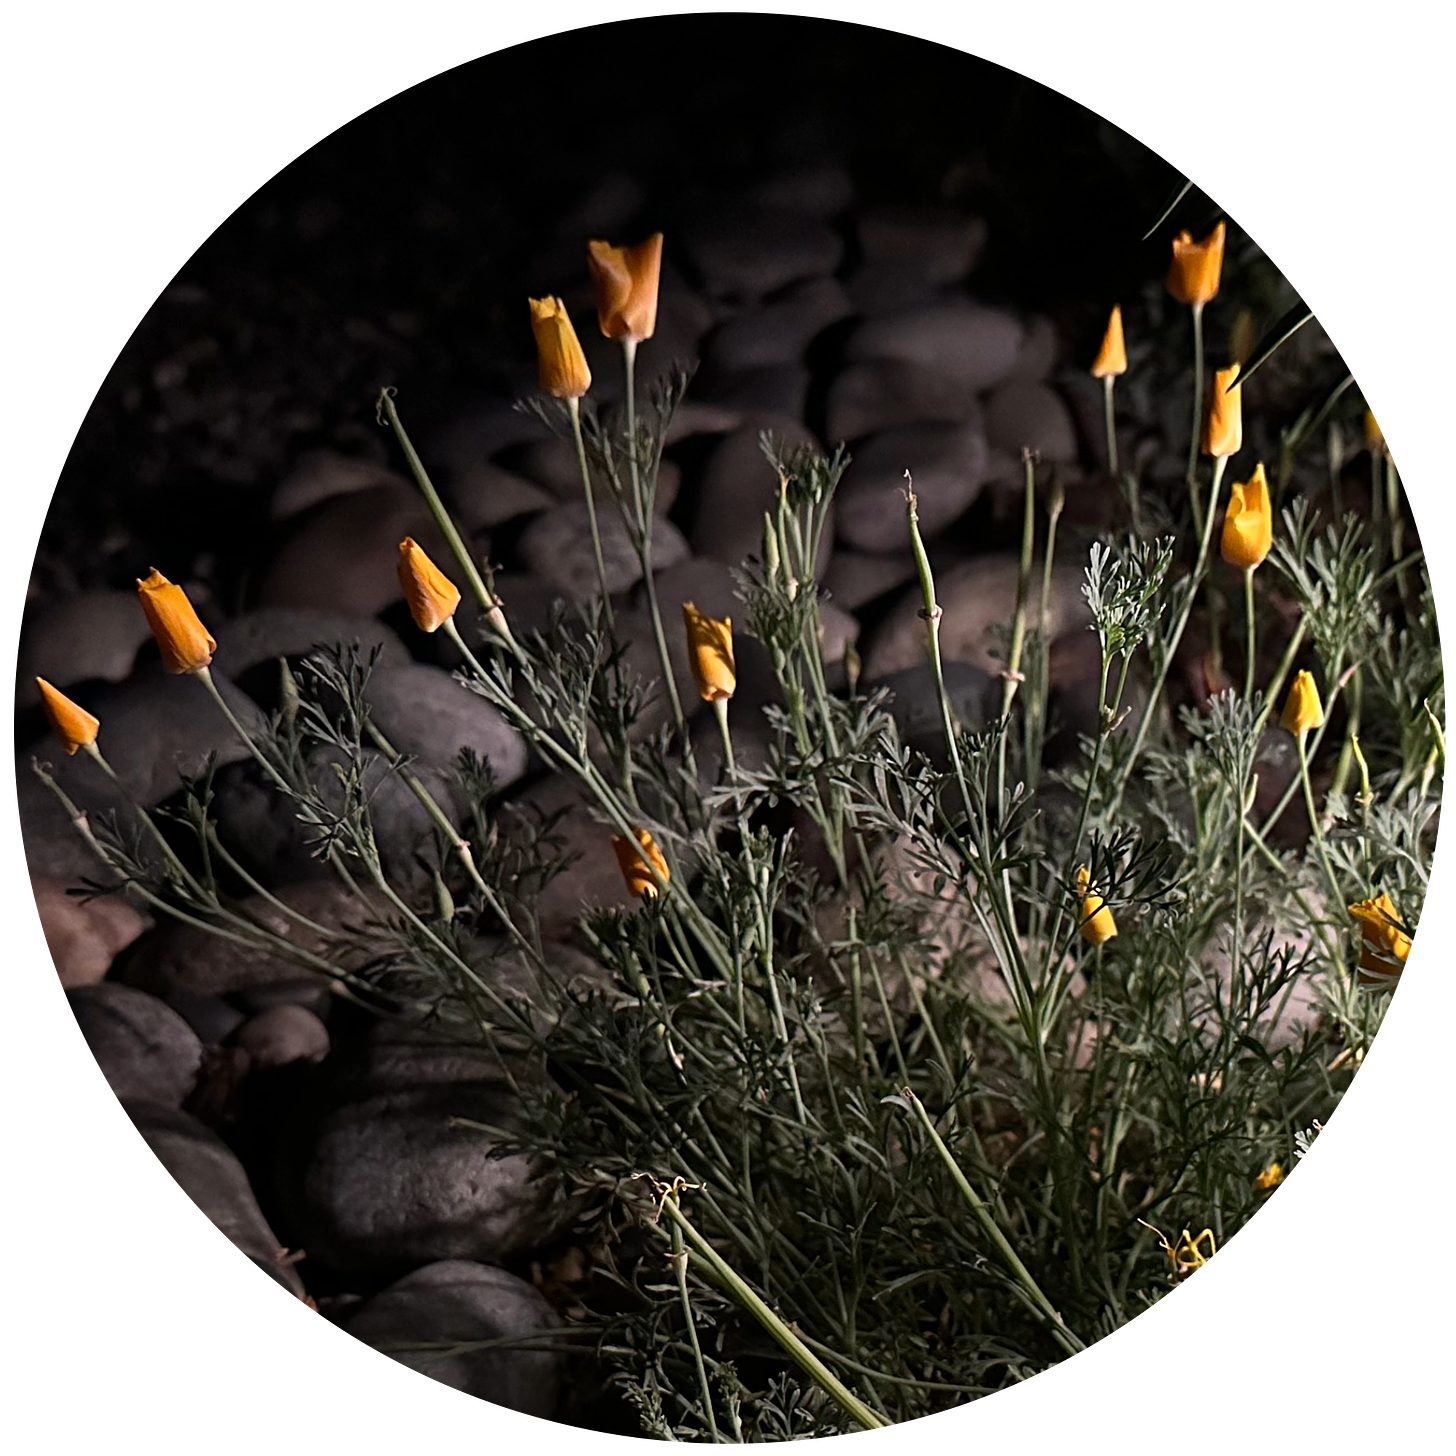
(376, 388, 496, 618)
(1103, 374, 1120, 483)
(1249, 617, 1309, 737)
(668, 1217, 723, 1442)
(568, 395, 615, 631)
(901, 1090, 1085, 1358)
(1242, 566, 1257, 702)
(193, 665, 365, 903)
(1108, 454, 1227, 819)
(1186, 301, 1206, 535)
(1297, 735, 1344, 907)
(656, 1193, 889, 1432)
(712, 696, 736, 777)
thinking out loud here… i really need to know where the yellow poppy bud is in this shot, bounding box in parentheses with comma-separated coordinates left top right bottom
(612, 827, 670, 900)
(527, 296, 592, 400)
(1202, 364, 1242, 457)
(1166, 221, 1226, 307)
(1090, 304, 1126, 378)
(397, 538, 461, 634)
(682, 601, 736, 702)
(136, 568, 216, 674)
(1280, 670, 1323, 739)
(1364, 409, 1386, 456)
(36, 677, 100, 755)
(587, 233, 663, 343)
(1220, 462, 1273, 570)
(1349, 892, 1412, 988)
(1075, 866, 1118, 946)
(1255, 1162, 1284, 1192)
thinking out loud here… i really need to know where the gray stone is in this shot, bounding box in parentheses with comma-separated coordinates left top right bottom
(823, 358, 982, 443)
(364, 660, 528, 786)
(126, 1100, 307, 1298)
(343, 1261, 562, 1417)
(706, 278, 853, 372)
(161, 989, 247, 1047)
(442, 461, 554, 534)
(517, 500, 689, 602)
(554, 170, 644, 236)
(823, 551, 919, 611)
(864, 556, 1090, 680)
(663, 399, 744, 447)
(270, 451, 405, 522)
(746, 163, 856, 217)
(983, 380, 1079, 463)
(31, 876, 146, 987)
(875, 661, 994, 761)
(505, 435, 681, 514)
(856, 206, 988, 284)
(17, 591, 153, 705)
(690, 416, 828, 573)
(680, 203, 844, 301)
(1006, 314, 1061, 382)
(68, 983, 204, 1108)
(230, 977, 334, 1020)
(845, 301, 1025, 395)
(121, 881, 386, 999)
(235, 1004, 331, 1068)
(256, 486, 463, 618)
(291, 1083, 554, 1270)
(211, 608, 410, 683)
(696, 364, 811, 420)
(843, 263, 951, 316)
(836, 422, 988, 553)
(818, 601, 860, 667)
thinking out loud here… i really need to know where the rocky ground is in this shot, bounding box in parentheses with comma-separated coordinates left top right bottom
(17, 17, 1370, 1432)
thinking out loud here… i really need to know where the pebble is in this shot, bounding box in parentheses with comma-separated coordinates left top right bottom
(705, 278, 853, 372)
(442, 460, 555, 534)
(517, 499, 690, 601)
(845, 301, 1026, 395)
(210, 608, 411, 684)
(690, 416, 826, 572)
(694, 364, 811, 421)
(679, 202, 844, 301)
(1005, 314, 1061, 382)
(32, 876, 146, 987)
(160, 989, 247, 1047)
(121, 881, 384, 999)
(504, 435, 681, 514)
(823, 358, 981, 443)
(983, 380, 1079, 463)
(823, 551, 919, 611)
(874, 661, 994, 761)
(343, 1261, 563, 1418)
(842, 263, 951, 316)
(255, 485, 460, 618)
(287, 1080, 559, 1271)
(269, 450, 405, 522)
(68, 983, 204, 1108)
(126, 1100, 307, 1298)
(864, 556, 1089, 680)
(235, 1004, 331, 1068)
(364, 660, 528, 786)
(17, 592, 153, 706)
(745, 162, 856, 217)
(856, 206, 988, 284)
(835, 421, 988, 553)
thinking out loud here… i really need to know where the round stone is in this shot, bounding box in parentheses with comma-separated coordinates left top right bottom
(845, 301, 1025, 395)
(68, 983, 204, 1108)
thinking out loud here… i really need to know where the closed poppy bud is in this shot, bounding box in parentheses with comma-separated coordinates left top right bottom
(528, 296, 592, 399)
(1255, 1162, 1284, 1192)
(1075, 866, 1118, 945)
(682, 600, 735, 702)
(1221, 461, 1273, 570)
(1349, 892, 1412, 988)
(1364, 409, 1386, 456)
(136, 568, 216, 674)
(1090, 305, 1126, 378)
(1202, 363, 1242, 457)
(36, 677, 99, 755)
(613, 828, 670, 900)
(1280, 670, 1323, 739)
(1166, 221, 1226, 307)
(587, 233, 663, 343)
(397, 538, 461, 633)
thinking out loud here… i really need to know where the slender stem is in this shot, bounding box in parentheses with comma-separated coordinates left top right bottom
(376, 388, 495, 617)
(568, 396, 616, 630)
(657, 1194, 888, 1432)
(1102, 374, 1120, 481)
(713, 696, 736, 777)
(902, 1091, 1084, 1357)
(1242, 566, 1257, 702)
(669, 1218, 722, 1442)
(1297, 736, 1343, 906)
(1186, 302, 1206, 536)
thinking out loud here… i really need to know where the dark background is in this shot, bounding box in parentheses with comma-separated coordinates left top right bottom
(17, 22, 1438, 1444)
